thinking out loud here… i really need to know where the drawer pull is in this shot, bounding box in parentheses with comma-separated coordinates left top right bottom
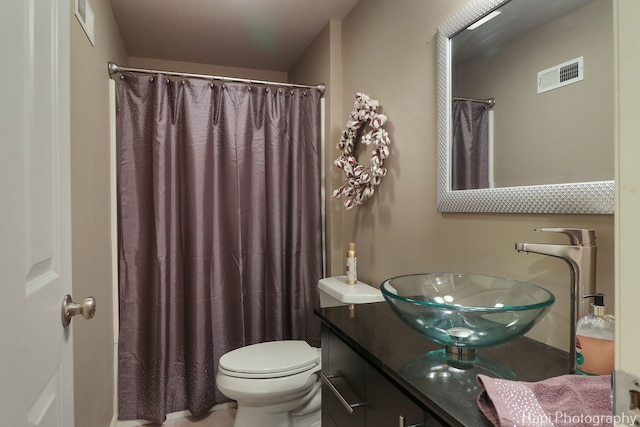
(320, 372, 366, 414)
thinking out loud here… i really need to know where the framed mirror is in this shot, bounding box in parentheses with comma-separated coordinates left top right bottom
(436, 0, 614, 214)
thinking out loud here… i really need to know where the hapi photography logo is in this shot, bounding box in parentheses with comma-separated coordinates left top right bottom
(519, 411, 639, 426)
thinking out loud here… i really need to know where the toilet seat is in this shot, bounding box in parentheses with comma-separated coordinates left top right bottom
(219, 340, 320, 379)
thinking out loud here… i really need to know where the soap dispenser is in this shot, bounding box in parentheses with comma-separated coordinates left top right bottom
(345, 242, 357, 285)
(575, 293, 615, 376)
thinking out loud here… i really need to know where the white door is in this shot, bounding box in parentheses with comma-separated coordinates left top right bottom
(616, 0, 640, 423)
(0, 0, 74, 426)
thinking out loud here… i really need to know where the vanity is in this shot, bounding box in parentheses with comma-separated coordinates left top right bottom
(316, 302, 569, 426)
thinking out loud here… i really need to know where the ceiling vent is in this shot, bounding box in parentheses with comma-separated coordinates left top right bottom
(537, 57, 583, 94)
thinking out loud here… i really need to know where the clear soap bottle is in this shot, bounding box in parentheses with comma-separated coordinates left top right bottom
(575, 293, 615, 376)
(345, 242, 357, 284)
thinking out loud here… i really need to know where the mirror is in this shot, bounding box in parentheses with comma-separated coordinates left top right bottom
(436, 0, 614, 214)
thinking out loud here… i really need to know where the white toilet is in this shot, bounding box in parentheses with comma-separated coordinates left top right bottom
(216, 276, 384, 427)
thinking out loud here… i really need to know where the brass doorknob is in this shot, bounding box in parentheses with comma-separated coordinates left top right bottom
(61, 294, 96, 328)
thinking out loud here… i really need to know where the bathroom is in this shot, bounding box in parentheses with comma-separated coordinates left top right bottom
(61, 0, 639, 425)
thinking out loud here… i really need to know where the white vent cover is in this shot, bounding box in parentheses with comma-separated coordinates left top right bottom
(537, 57, 583, 94)
(75, 0, 95, 46)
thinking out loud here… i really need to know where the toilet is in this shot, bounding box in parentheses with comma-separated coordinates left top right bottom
(216, 276, 384, 427)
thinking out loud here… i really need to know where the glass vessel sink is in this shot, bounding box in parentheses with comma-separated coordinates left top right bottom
(381, 273, 554, 368)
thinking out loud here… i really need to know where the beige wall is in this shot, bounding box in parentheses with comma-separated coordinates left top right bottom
(292, 0, 615, 352)
(289, 21, 344, 275)
(128, 56, 287, 82)
(70, 0, 126, 426)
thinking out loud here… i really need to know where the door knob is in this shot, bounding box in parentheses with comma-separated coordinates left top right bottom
(61, 294, 96, 328)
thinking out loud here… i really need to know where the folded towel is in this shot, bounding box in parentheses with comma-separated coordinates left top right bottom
(477, 374, 612, 427)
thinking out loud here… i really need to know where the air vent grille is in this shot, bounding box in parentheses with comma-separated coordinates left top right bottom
(75, 0, 95, 46)
(537, 57, 583, 94)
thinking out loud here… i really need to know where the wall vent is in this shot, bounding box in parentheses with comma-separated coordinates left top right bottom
(75, 0, 95, 46)
(537, 57, 583, 94)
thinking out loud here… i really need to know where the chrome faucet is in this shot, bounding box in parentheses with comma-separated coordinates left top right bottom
(515, 228, 597, 373)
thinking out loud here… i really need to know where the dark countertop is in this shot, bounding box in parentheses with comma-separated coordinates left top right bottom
(316, 302, 570, 426)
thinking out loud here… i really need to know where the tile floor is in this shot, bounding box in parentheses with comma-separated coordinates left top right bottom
(122, 407, 236, 427)
(158, 408, 236, 427)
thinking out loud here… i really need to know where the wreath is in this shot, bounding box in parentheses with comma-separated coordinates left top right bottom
(332, 93, 390, 209)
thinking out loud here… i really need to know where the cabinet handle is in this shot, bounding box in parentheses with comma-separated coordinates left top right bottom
(320, 372, 366, 414)
(399, 415, 426, 427)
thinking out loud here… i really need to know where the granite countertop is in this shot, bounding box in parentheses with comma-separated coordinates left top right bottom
(316, 302, 570, 426)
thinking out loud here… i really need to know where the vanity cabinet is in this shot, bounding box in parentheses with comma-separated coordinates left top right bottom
(321, 324, 443, 427)
(316, 302, 570, 426)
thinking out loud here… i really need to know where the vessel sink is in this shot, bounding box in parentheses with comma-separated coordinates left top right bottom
(381, 273, 555, 352)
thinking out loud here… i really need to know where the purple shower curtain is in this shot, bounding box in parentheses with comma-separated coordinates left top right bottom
(451, 99, 490, 190)
(115, 75, 323, 423)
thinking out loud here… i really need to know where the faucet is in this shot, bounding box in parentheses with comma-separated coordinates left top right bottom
(515, 228, 597, 373)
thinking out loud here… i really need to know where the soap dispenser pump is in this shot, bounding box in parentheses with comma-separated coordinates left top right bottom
(575, 293, 615, 375)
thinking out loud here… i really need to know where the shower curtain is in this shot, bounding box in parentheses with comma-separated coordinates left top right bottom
(451, 99, 490, 190)
(115, 75, 323, 423)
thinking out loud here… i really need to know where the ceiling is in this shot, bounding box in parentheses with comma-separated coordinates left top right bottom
(109, 0, 360, 72)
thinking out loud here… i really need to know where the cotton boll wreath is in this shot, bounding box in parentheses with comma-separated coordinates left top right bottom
(332, 93, 390, 209)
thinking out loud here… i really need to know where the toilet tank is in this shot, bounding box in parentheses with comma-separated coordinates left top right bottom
(318, 276, 385, 308)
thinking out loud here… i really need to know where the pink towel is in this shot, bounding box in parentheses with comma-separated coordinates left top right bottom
(477, 374, 612, 427)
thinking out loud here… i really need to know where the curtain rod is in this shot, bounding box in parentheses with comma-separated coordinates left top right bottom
(453, 96, 496, 108)
(107, 62, 326, 95)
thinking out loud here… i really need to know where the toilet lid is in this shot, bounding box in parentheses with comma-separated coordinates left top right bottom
(219, 340, 319, 379)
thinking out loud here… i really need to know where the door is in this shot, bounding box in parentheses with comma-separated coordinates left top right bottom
(365, 364, 426, 427)
(616, 0, 640, 421)
(0, 0, 73, 426)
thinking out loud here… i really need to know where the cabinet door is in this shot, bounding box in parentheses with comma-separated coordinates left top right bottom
(365, 364, 426, 427)
(322, 327, 366, 427)
(320, 410, 340, 427)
